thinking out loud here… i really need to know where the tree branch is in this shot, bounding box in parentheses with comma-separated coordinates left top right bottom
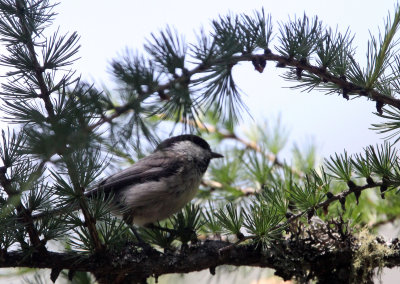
(90, 51, 400, 131)
(220, 180, 383, 250)
(1, 235, 399, 283)
(0, 167, 44, 250)
(15, 0, 55, 119)
(12, 0, 104, 252)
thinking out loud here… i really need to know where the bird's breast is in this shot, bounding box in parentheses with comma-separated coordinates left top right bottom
(116, 171, 203, 226)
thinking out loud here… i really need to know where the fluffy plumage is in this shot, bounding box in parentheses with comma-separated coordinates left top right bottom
(85, 134, 222, 225)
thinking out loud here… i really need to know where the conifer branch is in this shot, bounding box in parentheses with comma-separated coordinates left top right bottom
(14, 0, 55, 118)
(0, 167, 44, 250)
(92, 51, 400, 131)
(190, 119, 296, 173)
(221, 180, 383, 250)
(283, 181, 382, 227)
(10, 0, 104, 252)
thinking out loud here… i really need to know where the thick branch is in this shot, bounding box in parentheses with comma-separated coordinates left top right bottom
(0, 240, 349, 281)
(1, 236, 399, 283)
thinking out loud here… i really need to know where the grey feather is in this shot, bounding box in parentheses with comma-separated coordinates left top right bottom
(85, 150, 184, 198)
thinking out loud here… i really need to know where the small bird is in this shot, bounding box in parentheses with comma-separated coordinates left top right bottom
(34, 135, 223, 226)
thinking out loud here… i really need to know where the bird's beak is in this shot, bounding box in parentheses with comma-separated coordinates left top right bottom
(211, 152, 224, 159)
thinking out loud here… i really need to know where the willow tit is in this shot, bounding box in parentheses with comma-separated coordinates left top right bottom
(34, 135, 223, 226)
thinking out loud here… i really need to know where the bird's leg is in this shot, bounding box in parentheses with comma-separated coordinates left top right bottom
(123, 214, 148, 247)
(146, 223, 176, 234)
(146, 224, 197, 243)
(130, 225, 145, 243)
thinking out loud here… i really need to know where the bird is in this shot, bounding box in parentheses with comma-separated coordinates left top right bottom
(33, 134, 223, 227)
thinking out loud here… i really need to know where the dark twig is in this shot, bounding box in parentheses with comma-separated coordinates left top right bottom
(219, 180, 383, 249)
(0, 169, 44, 250)
(89, 52, 400, 131)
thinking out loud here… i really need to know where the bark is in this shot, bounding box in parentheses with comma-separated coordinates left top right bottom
(1, 234, 399, 283)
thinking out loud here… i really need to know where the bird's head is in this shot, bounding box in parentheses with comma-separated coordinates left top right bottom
(156, 134, 223, 171)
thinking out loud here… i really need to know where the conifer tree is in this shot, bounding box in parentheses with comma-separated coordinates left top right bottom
(1, 1, 400, 283)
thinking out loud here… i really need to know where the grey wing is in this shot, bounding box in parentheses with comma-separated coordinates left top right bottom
(85, 150, 184, 198)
